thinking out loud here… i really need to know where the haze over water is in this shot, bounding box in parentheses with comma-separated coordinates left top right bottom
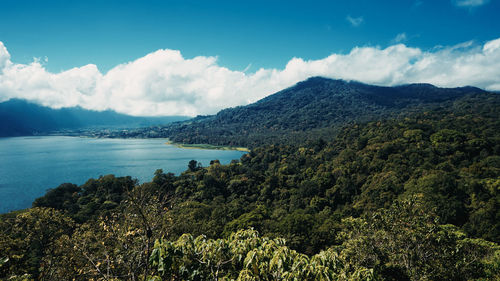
(0, 136, 246, 213)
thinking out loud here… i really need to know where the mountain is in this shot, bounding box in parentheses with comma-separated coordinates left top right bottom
(126, 77, 489, 147)
(3, 79, 500, 280)
(16, 88, 500, 280)
(0, 99, 189, 137)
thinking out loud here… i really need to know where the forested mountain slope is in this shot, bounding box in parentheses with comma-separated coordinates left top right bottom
(149, 77, 487, 147)
(0, 99, 188, 137)
(159, 93, 500, 250)
(3, 91, 499, 280)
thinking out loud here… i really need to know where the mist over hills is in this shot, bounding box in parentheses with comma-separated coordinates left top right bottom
(0, 99, 189, 137)
(126, 77, 490, 147)
(4, 77, 494, 144)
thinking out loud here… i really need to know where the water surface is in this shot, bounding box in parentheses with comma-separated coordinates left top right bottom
(0, 136, 246, 213)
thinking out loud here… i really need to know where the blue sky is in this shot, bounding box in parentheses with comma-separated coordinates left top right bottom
(0, 0, 499, 116)
(1, 0, 499, 73)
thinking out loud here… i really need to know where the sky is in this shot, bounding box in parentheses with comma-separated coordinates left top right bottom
(0, 0, 499, 116)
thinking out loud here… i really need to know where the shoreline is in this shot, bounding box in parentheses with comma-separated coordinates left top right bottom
(165, 140, 250, 152)
(1, 134, 251, 152)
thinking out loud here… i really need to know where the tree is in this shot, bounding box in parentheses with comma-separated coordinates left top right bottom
(43, 183, 171, 281)
(0, 207, 74, 280)
(337, 195, 500, 281)
(188, 160, 200, 172)
(149, 229, 378, 281)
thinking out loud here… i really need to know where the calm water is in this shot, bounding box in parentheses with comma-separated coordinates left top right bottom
(0, 136, 246, 213)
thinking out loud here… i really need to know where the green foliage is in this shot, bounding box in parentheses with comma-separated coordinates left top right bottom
(149, 229, 378, 281)
(150, 205, 500, 281)
(0, 207, 74, 279)
(106, 78, 488, 148)
(337, 196, 500, 280)
(2, 88, 500, 279)
(33, 174, 137, 223)
(147, 93, 500, 253)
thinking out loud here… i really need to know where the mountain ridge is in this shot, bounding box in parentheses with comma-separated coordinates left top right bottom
(0, 98, 189, 137)
(130, 76, 491, 147)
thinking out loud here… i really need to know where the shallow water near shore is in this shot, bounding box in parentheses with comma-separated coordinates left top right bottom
(0, 136, 246, 213)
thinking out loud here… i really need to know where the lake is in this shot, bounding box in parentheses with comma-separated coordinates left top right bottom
(0, 136, 246, 213)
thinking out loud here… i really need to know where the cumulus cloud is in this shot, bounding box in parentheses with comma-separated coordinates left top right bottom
(346, 15, 364, 27)
(1, 38, 500, 116)
(453, 0, 490, 7)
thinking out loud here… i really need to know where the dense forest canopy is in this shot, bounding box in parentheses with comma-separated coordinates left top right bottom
(103, 77, 488, 148)
(1, 79, 500, 280)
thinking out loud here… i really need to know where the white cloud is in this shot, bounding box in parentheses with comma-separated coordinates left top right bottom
(1, 38, 500, 116)
(346, 15, 364, 27)
(0, 43, 11, 71)
(392, 33, 408, 44)
(453, 0, 490, 7)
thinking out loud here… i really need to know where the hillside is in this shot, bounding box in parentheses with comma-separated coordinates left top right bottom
(3, 92, 499, 280)
(118, 77, 487, 147)
(1, 79, 500, 280)
(0, 99, 189, 137)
